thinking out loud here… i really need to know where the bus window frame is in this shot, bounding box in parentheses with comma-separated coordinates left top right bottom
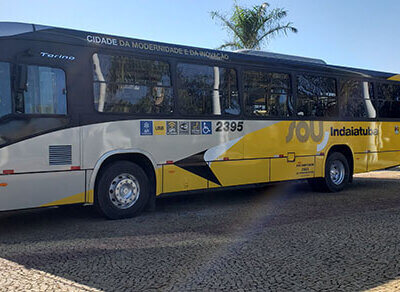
(0, 60, 70, 122)
(175, 59, 241, 119)
(241, 66, 294, 120)
(372, 79, 400, 121)
(88, 48, 400, 122)
(90, 50, 176, 118)
(294, 72, 339, 120)
(0, 60, 14, 121)
(337, 77, 378, 121)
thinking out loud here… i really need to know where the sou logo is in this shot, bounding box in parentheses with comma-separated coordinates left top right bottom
(286, 121, 324, 143)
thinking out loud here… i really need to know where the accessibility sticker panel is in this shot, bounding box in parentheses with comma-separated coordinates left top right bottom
(166, 121, 178, 135)
(179, 121, 190, 135)
(139, 120, 233, 136)
(154, 121, 166, 135)
(201, 121, 212, 135)
(140, 121, 153, 136)
(190, 121, 201, 135)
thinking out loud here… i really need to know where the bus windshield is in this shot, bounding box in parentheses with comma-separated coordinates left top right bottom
(0, 62, 12, 118)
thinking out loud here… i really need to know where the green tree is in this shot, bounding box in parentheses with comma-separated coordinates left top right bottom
(211, 2, 297, 50)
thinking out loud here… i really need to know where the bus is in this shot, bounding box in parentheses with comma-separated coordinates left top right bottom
(0, 22, 399, 219)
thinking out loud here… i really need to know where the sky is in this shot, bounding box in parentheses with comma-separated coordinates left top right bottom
(0, 0, 399, 73)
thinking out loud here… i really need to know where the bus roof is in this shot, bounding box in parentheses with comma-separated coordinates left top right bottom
(0, 22, 398, 81)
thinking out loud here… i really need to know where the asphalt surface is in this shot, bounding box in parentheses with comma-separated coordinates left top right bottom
(1, 172, 400, 291)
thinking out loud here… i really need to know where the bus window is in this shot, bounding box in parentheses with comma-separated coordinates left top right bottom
(177, 63, 239, 116)
(17, 66, 67, 115)
(339, 79, 375, 119)
(0, 62, 12, 118)
(373, 83, 400, 118)
(297, 74, 337, 117)
(93, 54, 173, 114)
(244, 70, 291, 117)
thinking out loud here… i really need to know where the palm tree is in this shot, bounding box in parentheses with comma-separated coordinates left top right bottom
(211, 2, 297, 50)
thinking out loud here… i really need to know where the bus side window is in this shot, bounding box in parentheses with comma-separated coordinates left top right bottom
(339, 79, 375, 119)
(176, 63, 240, 116)
(0, 62, 12, 118)
(373, 83, 400, 119)
(16, 65, 67, 115)
(296, 74, 337, 118)
(243, 70, 291, 117)
(93, 53, 173, 115)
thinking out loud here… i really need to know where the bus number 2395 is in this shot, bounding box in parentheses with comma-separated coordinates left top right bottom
(215, 121, 244, 132)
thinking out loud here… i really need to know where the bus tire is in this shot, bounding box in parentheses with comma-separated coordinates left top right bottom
(310, 152, 350, 192)
(95, 161, 150, 219)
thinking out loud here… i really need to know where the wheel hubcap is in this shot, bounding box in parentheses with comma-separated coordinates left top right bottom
(109, 173, 140, 209)
(330, 160, 345, 185)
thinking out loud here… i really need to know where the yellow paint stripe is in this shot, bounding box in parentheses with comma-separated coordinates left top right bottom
(87, 189, 94, 203)
(388, 75, 400, 81)
(156, 167, 163, 196)
(40, 191, 86, 207)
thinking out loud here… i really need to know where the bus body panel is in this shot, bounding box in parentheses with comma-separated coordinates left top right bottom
(210, 159, 270, 187)
(0, 127, 81, 173)
(0, 127, 84, 209)
(0, 170, 85, 211)
(80, 119, 400, 197)
(162, 164, 208, 193)
(0, 119, 400, 210)
(354, 153, 368, 173)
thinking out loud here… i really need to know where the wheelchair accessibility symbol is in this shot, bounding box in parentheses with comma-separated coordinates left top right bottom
(201, 121, 212, 135)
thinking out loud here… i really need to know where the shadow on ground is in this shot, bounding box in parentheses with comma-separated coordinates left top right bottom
(0, 177, 400, 291)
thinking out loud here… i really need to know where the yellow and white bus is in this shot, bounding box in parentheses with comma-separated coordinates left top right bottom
(1, 22, 400, 219)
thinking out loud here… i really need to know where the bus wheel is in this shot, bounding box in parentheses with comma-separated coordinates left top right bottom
(309, 152, 350, 192)
(96, 161, 149, 219)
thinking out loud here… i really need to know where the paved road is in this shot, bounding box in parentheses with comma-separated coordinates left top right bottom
(1, 173, 400, 291)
